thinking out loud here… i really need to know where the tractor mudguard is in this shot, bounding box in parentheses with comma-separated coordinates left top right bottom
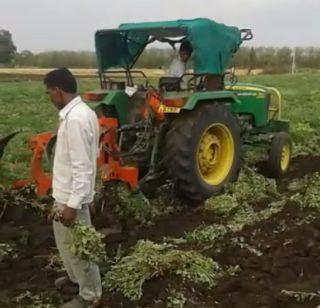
(98, 91, 131, 125)
(183, 89, 270, 128)
(182, 91, 240, 111)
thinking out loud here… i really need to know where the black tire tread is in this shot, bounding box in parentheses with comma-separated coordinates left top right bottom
(164, 103, 241, 201)
(267, 132, 292, 178)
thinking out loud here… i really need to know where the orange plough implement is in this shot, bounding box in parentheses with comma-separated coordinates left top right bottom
(13, 117, 138, 197)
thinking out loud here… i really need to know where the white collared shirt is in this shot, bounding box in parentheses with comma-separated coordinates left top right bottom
(168, 57, 186, 78)
(52, 96, 100, 209)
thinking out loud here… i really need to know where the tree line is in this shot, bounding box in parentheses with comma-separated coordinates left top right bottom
(1, 29, 320, 72)
(11, 47, 320, 73)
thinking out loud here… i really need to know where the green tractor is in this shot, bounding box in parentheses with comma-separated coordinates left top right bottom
(84, 18, 291, 201)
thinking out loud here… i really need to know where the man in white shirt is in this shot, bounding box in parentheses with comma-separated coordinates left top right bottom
(168, 40, 193, 78)
(44, 68, 102, 308)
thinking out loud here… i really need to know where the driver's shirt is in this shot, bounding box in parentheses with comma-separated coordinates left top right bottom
(168, 57, 186, 78)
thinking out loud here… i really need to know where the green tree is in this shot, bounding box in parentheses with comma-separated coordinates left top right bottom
(14, 50, 35, 67)
(0, 30, 16, 65)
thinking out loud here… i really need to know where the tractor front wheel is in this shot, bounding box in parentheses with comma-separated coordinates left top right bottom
(266, 132, 292, 177)
(165, 103, 241, 201)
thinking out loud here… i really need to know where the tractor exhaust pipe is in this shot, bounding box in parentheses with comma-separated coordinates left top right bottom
(240, 29, 253, 41)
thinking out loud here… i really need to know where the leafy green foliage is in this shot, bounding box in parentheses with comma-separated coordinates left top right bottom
(184, 224, 229, 244)
(287, 177, 309, 192)
(204, 194, 238, 217)
(0, 185, 50, 218)
(166, 290, 187, 308)
(104, 182, 157, 224)
(229, 200, 286, 232)
(181, 199, 286, 249)
(69, 221, 106, 264)
(242, 147, 267, 165)
(281, 290, 320, 302)
(292, 173, 320, 210)
(231, 237, 263, 256)
(291, 123, 320, 156)
(104, 240, 233, 301)
(0, 30, 16, 65)
(102, 182, 184, 225)
(0, 242, 17, 262)
(149, 184, 184, 215)
(15, 291, 58, 308)
(228, 166, 278, 202)
(44, 251, 64, 271)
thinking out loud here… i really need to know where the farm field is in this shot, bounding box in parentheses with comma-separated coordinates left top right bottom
(1, 72, 320, 307)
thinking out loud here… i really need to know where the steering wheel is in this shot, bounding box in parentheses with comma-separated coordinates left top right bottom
(179, 75, 198, 91)
(224, 72, 238, 86)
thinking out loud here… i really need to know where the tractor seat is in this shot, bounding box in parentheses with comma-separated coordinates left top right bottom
(159, 77, 181, 91)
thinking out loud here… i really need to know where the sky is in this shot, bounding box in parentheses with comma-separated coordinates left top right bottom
(0, 0, 319, 52)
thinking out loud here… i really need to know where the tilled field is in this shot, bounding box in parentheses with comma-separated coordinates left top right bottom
(1, 156, 320, 308)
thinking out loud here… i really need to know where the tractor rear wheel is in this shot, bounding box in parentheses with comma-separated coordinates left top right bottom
(165, 103, 241, 201)
(266, 132, 292, 177)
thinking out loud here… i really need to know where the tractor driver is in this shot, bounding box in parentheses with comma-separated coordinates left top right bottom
(168, 40, 193, 78)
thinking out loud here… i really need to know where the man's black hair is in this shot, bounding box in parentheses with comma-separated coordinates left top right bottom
(44, 68, 77, 94)
(180, 40, 193, 55)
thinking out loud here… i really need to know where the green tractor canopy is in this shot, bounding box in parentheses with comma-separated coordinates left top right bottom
(95, 18, 248, 75)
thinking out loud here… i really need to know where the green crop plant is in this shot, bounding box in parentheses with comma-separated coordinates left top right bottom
(291, 122, 320, 156)
(69, 221, 106, 264)
(292, 172, 320, 210)
(44, 251, 64, 271)
(227, 203, 257, 231)
(302, 173, 320, 210)
(103, 240, 236, 301)
(103, 182, 158, 224)
(0, 242, 17, 262)
(0, 185, 50, 218)
(288, 178, 309, 192)
(227, 166, 278, 203)
(281, 290, 320, 302)
(166, 290, 187, 308)
(15, 291, 58, 308)
(167, 200, 286, 252)
(229, 199, 286, 232)
(184, 224, 229, 244)
(204, 194, 239, 217)
(231, 237, 263, 256)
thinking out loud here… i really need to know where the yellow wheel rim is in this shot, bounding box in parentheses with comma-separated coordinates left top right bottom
(280, 143, 290, 171)
(197, 123, 234, 186)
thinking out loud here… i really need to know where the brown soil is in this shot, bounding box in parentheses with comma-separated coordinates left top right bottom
(0, 207, 58, 307)
(283, 156, 320, 180)
(1, 155, 320, 307)
(207, 202, 320, 308)
(104, 206, 223, 254)
(257, 155, 320, 182)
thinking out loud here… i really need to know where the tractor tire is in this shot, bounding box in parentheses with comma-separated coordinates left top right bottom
(165, 103, 241, 201)
(266, 132, 292, 178)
